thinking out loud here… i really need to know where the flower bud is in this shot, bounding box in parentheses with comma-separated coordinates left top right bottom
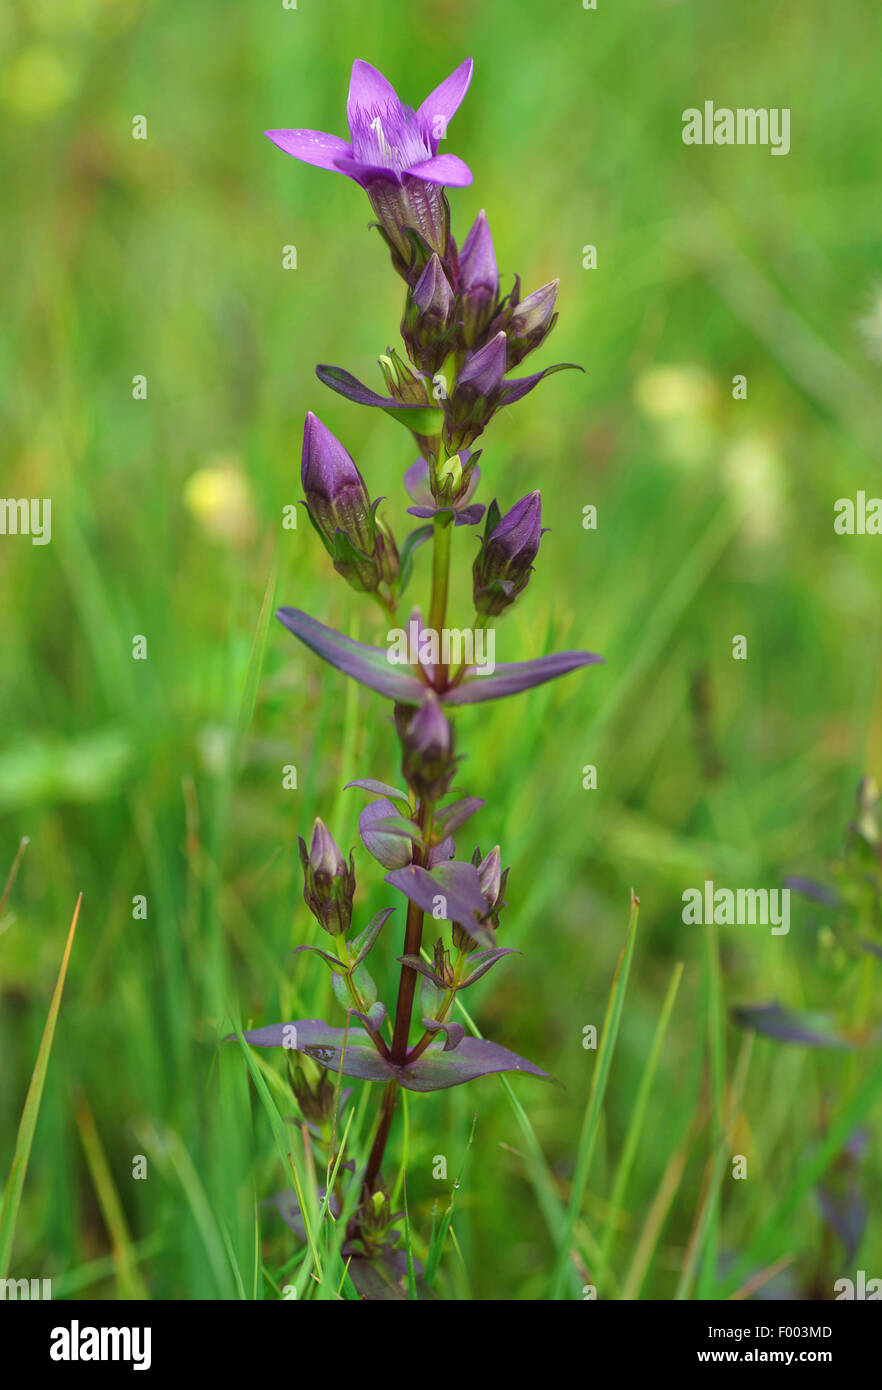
(504, 279, 559, 369)
(289, 1061, 337, 1125)
(300, 412, 398, 596)
(443, 332, 508, 452)
(298, 818, 356, 937)
(403, 254, 456, 373)
(432, 939, 456, 988)
(394, 695, 456, 803)
(473, 491, 543, 616)
(458, 210, 498, 346)
(454, 845, 509, 951)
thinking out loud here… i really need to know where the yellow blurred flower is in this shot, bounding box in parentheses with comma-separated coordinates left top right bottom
(2, 46, 72, 122)
(634, 364, 718, 421)
(184, 458, 257, 547)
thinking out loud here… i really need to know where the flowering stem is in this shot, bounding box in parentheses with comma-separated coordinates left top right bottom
(364, 508, 452, 1191)
(429, 515, 453, 686)
(364, 1081, 398, 1193)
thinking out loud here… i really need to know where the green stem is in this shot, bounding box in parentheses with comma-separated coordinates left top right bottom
(429, 515, 453, 687)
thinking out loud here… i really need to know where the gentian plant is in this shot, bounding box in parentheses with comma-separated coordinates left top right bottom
(235, 58, 601, 1295)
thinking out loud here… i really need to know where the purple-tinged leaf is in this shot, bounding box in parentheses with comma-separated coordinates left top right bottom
(345, 1000, 387, 1034)
(499, 361, 583, 407)
(360, 800, 414, 870)
(784, 876, 838, 905)
(398, 953, 448, 988)
(230, 1018, 395, 1081)
(345, 778, 411, 806)
(443, 649, 604, 705)
(420, 1018, 466, 1052)
(400, 1035, 557, 1091)
(292, 943, 341, 972)
(316, 364, 443, 435)
(732, 1002, 856, 1049)
(371, 813, 425, 845)
(276, 608, 426, 702)
(427, 835, 455, 867)
(386, 860, 493, 944)
(433, 797, 484, 839)
(349, 908, 394, 968)
(460, 947, 520, 988)
(861, 938, 882, 959)
(232, 1018, 554, 1091)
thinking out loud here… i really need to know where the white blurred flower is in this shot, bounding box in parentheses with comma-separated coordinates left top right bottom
(722, 433, 786, 546)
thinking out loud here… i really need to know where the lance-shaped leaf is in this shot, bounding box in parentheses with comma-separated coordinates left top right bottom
(359, 799, 415, 870)
(443, 649, 604, 705)
(349, 907, 394, 968)
(316, 364, 443, 435)
(397, 523, 434, 596)
(231, 1018, 554, 1092)
(732, 1002, 856, 1049)
(432, 797, 485, 839)
(386, 860, 494, 945)
(420, 1018, 466, 1052)
(460, 947, 520, 988)
(345, 778, 411, 807)
(400, 1036, 557, 1091)
(292, 943, 343, 974)
(499, 361, 584, 407)
(276, 608, 427, 702)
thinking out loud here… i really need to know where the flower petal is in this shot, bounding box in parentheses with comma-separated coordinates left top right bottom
(417, 57, 474, 152)
(406, 153, 473, 187)
(347, 59, 400, 132)
(264, 128, 352, 171)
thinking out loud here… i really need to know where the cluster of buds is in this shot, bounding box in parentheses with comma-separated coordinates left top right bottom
(301, 412, 399, 602)
(400, 210, 564, 456)
(298, 817, 356, 938)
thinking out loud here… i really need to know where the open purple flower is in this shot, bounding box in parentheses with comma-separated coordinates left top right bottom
(266, 58, 473, 265)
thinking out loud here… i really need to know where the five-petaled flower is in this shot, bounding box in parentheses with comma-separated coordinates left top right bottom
(265, 58, 474, 266)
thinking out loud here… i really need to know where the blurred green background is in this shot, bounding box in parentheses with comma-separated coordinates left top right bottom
(2, 0, 881, 1300)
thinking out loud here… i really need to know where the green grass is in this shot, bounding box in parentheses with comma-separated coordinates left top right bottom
(1, 0, 881, 1300)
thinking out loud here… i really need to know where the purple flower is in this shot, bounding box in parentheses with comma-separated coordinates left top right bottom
(458, 210, 499, 345)
(473, 491, 544, 616)
(266, 59, 474, 264)
(300, 412, 398, 594)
